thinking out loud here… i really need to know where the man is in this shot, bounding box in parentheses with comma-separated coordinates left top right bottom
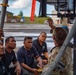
(49, 27, 73, 75)
(33, 32, 49, 64)
(0, 40, 8, 75)
(17, 36, 42, 75)
(47, 18, 73, 75)
(2, 36, 21, 75)
(47, 18, 69, 33)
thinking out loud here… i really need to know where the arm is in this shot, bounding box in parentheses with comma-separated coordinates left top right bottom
(33, 47, 43, 68)
(12, 52, 21, 75)
(44, 52, 49, 60)
(17, 49, 38, 73)
(21, 63, 37, 72)
(42, 52, 49, 65)
(47, 18, 56, 29)
(36, 56, 42, 68)
(14, 61, 21, 75)
(43, 43, 49, 60)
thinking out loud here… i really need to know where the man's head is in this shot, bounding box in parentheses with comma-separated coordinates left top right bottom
(24, 36, 32, 50)
(38, 32, 47, 42)
(53, 27, 67, 46)
(5, 36, 16, 49)
(0, 40, 4, 57)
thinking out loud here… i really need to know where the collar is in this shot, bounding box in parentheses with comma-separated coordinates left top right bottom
(37, 39, 44, 46)
(50, 46, 61, 52)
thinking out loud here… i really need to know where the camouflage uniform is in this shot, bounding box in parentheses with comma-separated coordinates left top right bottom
(42, 27, 73, 75)
(49, 46, 73, 75)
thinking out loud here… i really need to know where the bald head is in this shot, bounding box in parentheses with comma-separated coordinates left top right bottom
(38, 32, 47, 42)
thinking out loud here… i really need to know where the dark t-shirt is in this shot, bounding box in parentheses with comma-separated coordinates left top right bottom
(2, 50, 17, 70)
(17, 46, 39, 68)
(33, 39, 48, 56)
(0, 60, 8, 75)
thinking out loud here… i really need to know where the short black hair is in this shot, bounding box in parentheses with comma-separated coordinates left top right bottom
(5, 36, 15, 43)
(24, 36, 32, 42)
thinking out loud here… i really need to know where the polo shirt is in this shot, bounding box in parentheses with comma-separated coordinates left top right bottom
(17, 46, 39, 68)
(2, 50, 17, 71)
(32, 39, 48, 56)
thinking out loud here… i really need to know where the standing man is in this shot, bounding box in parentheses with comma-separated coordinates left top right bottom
(17, 36, 42, 75)
(0, 40, 8, 75)
(47, 18, 69, 33)
(33, 32, 49, 64)
(2, 36, 21, 75)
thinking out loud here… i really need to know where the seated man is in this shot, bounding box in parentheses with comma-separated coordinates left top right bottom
(43, 27, 73, 75)
(0, 40, 8, 75)
(2, 36, 21, 75)
(50, 27, 73, 75)
(33, 32, 49, 64)
(17, 36, 42, 75)
(47, 18, 73, 75)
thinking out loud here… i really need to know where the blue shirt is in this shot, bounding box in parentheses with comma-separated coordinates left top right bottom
(17, 46, 39, 68)
(33, 39, 48, 56)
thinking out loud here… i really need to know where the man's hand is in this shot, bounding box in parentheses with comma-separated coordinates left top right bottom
(37, 57, 43, 68)
(32, 68, 39, 75)
(38, 59, 43, 68)
(47, 18, 55, 29)
(42, 59, 48, 65)
(32, 68, 38, 72)
(15, 65, 21, 75)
